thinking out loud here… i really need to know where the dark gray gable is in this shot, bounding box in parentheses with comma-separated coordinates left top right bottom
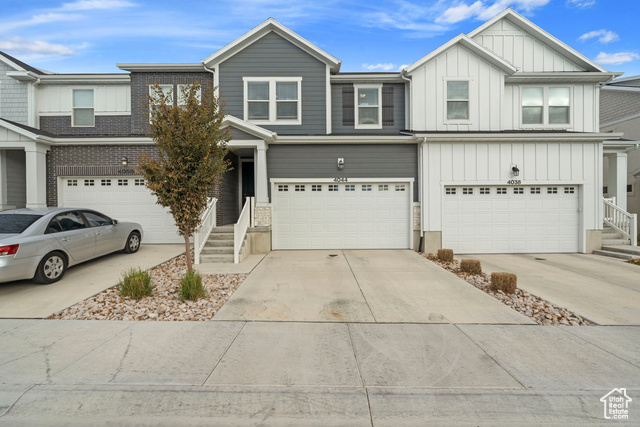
(229, 127, 260, 140)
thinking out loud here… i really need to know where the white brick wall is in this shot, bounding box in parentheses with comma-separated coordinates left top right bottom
(0, 62, 29, 124)
(254, 206, 272, 227)
(413, 206, 421, 231)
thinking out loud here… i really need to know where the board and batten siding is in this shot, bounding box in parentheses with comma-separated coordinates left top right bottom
(421, 140, 602, 235)
(218, 32, 327, 135)
(37, 85, 131, 115)
(331, 83, 405, 134)
(267, 144, 419, 201)
(472, 19, 585, 72)
(410, 44, 506, 132)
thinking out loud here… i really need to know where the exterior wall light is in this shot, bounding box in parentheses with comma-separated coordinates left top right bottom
(121, 156, 129, 166)
(338, 158, 345, 169)
(511, 165, 520, 177)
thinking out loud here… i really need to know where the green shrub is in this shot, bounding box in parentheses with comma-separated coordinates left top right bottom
(629, 258, 640, 266)
(437, 249, 454, 262)
(490, 272, 517, 294)
(119, 268, 153, 299)
(460, 259, 482, 275)
(179, 270, 207, 302)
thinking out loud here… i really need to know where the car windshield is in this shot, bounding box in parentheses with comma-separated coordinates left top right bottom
(0, 214, 43, 233)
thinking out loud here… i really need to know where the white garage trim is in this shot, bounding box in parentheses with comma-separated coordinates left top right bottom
(441, 184, 583, 253)
(58, 176, 182, 244)
(271, 178, 414, 250)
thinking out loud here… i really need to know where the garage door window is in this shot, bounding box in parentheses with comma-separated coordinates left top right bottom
(362, 184, 372, 191)
(547, 187, 558, 194)
(312, 185, 322, 192)
(462, 187, 473, 195)
(531, 187, 541, 194)
(295, 185, 305, 192)
(101, 179, 111, 186)
(445, 187, 456, 195)
(513, 187, 524, 194)
(479, 187, 490, 195)
(135, 179, 145, 186)
(118, 179, 128, 186)
(497, 187, 507, 194)
(564, 187, 575, 194)
(379, 184, 389, 192)
(328, 184, 338, 192)
(395, 184, 406, 192)
(345, 185, 355, 191)
(67, 180, 78, 187)
(84, 179, 94, 186)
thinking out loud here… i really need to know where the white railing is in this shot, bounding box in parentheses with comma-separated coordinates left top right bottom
(234, 197, 254, 264)
(604, 196, 617, 205)
(603, 197, 638, 246)
(194, 197, 217, 265)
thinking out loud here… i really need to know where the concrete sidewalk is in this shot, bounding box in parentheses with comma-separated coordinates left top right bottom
(0, 245, 183, 319)
(466, 253, 640, 325)
(214, 250, 533, 324)
(1, 320, 639, 425)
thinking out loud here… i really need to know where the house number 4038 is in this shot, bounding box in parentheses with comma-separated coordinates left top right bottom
(507, 180, 521, 185)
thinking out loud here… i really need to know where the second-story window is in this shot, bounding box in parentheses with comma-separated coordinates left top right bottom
(149, 84, 173, 122)
(72, 89, 94, 127)
(177, 84, 201, 108)
(522, 87, 571, 125)
(244, 77, 302, 125)
(446, 81, 469, 120)
(355, 84, 381, 129)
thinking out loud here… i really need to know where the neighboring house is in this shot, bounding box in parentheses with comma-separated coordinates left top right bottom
(601, 75, 640, 216)
(0, 8, 633, 257)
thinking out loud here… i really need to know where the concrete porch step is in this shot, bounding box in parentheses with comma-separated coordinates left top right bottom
(602, 239, 631, 246)
(592, 250, 634, 261)
(602, 232, 625, 240)
(205, 239, 234, 247)
(212, 225, 234, 232)
(602, 245, 640, 257)
(201, 247, 233, 255)
(200, 254, 234, 263)
(207, 232, 234, 240)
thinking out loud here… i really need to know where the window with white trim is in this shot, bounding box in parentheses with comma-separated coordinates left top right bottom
(522, 87, 570, 125)
(73, 89, 94, 127)
(328, 184, 338, 192)
(149, 84, 173, 122)
(445, 187, 456, 195)
(497, 187, 507, 194)
(446, 81, 469, 120)
(244, 77, 301, 125)
(67, 179, 78, 187)
(355, 84, 382, 129)
(312, 184, 322, 192)
(177, 84, 201, 108)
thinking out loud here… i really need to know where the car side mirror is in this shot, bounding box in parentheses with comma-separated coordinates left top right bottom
(112, 219, 119, 225)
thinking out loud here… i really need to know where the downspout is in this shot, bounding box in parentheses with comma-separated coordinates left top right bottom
(418, 137, 426, 252)
(29, 73, 41, 128)
(202, 62, 218, 97)
(400, 69, 411, 131)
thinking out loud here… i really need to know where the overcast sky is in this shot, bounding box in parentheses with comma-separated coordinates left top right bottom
(1, 0, 639, 78)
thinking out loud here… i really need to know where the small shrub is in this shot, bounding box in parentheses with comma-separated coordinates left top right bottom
(119, 268, 153, 299)
(180, 270, 207, 302)
(460, 259, 482, 275)
(490, 272, 517, 294)
(629, 258, 640, 266)
(437, 249, 454, 262)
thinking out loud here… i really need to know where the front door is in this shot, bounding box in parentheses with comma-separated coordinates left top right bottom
(242, 161, 255, 200)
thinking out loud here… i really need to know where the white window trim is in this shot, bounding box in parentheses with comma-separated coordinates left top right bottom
(149, 84, 174, 123)
(71, 87, 96, 127)
(520, 86, 572, 128)
(354, 83, 382, 130)
(177, 84, 201, 106)
(443, 77, 472, 124)
(243, 77, 302, 125)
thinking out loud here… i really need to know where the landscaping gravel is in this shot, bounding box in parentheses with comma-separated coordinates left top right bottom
(422, 253, 593, 326)
(50, 253, 246, 321)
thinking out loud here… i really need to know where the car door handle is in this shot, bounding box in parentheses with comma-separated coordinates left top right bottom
(61, 237, 70, 242)
(96, 232, 102, 236)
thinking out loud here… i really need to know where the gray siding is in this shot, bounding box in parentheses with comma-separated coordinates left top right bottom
(219, 32, 327, 135)
(229, 128, 259, 140)
(267, 144, 419, 201)
(6, 150, 26, 208)
(0, 62, 28, 124)
(601, 90, 640, 124)
(130, 72, 212, 135)
(40, 115, 132, 136)
(331, 83, 406, 134)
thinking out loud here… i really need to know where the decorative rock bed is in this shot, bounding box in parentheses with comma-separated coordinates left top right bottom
(422, 253, 593, 326)
(50, 253, 245, 321)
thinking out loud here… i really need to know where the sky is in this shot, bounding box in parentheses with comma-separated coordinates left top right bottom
(1, 0, 639, 77)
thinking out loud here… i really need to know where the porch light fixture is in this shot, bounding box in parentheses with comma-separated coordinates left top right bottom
(121, 156, 128, 166)
(511, 164, 520, 177)
(338, 158, 345, 169)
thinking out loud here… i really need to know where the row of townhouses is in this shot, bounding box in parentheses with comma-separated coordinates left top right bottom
(0, 8, 636, 262)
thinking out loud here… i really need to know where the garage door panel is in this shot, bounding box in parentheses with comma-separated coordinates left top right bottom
(443, 185, 579, 253)
(273, 181, 411, 250)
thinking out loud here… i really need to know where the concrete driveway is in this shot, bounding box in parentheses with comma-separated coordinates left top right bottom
(0, 245, 183, 319)
(214, 250, 532, 324)
(464, 253, 640, 325)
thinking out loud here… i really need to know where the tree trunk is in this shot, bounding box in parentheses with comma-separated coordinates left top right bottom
(184, 227, 192, 273)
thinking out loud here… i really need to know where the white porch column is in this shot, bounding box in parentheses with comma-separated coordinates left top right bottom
(25, 143, 48, 209)
(0, 150, 7, 209)
(608, 152, 628, 212)
(255, 144, 269, 204)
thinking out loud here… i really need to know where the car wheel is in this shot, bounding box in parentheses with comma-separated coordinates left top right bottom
(33, 251, 67, 284)
(123, 231, 141, 254)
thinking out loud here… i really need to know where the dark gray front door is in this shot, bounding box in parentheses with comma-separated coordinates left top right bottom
(242, 161, 255, 199)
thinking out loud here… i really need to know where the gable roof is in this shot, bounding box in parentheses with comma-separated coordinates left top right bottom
(221, 115, 276, 141)
(404, 34, 518, 75)
(0, 51, 47, 75)
(468, 8, 608, 73)
(203, 18, 341, 72)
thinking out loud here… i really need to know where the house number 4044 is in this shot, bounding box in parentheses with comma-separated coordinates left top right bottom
(507, 180, 522, 185)
(333, 177, 348, 182)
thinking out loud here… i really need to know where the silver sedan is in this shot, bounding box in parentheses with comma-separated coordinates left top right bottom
(0, 208, 143, 284)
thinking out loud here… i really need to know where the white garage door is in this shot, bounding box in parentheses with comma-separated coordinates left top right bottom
(442, 185, 579, 253)
(273, 181, 412, 250)
(60, 177, 181, 244)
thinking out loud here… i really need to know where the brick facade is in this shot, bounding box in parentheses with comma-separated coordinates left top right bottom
(40, 115, 132, 136)
(130, 72, 213, 135)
